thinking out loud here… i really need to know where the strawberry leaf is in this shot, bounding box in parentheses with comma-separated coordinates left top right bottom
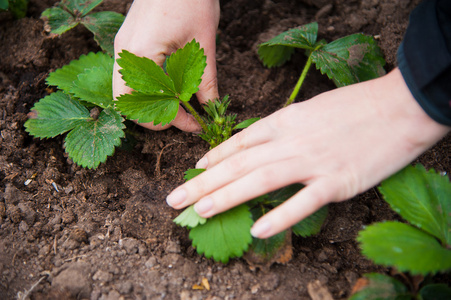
(41, 7, 78, 35)
(24, 91, 90, 138)
(378, 164, 451, 246)
(117, 50, 176, 95)
(184, 168, 206, 181)
(357, 221, 451, 275)
(64, 107, 125, 169)
(115, 92, 179, 125)
(312, 33, 386, 87)
(174, 205, 207, 228)
(419, 284, 451, 300)
(166, 39, 206, 102)
(71, 66, 113, 108)
(349, 273, 409, 300)
(292, 205, 328, 237)
(189, 204, 253, 263)
(82, 11, 124, 55)
(258, 22, 318, 67)
(46, 52, 113, 94)
(60, 0, 102, 17)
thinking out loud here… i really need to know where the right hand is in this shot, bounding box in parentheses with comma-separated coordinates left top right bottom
(113, 0, 220, 132)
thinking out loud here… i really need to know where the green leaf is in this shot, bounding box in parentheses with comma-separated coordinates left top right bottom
(357, 221, 451, 275)
(64, 107, 125, 169)
(233, 117, 260, 130)
(378, 164, 451, 245)
(7, 0, 28, 19)
(82, 11, 125, 55)
(174, 205, 207, 228)
(292, 205, 328, 237)
(24, 91, 90, 138)
(115, 92, 179, 126)
(190, 204, 253, 263)
(60, 0, 102, 17)
(70, 67, 113, 108)
(47, 52, 113, 94)
(419, 284, 451, 300)
(117, 50, 177, 95)
(166, 39, 206, 102)
(258, 22, 318, 67)
(349, 273, 410, 300)
(312, 33, 386, 87)
(41, 7, 78, 35)
(0, 0, 8, 10)
(184, 168, 206, 181)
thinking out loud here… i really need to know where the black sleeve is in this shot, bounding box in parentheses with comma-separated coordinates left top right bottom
(397, 0, 451, 126)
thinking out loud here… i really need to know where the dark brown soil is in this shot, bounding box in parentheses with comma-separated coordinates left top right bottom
(0, 0, 449, 299)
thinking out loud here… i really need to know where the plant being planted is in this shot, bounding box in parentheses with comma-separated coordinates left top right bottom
(24, 52, 126, 169)
(258, 22, 386, 106)
(115, 39, 328, 264)
(350, 164, 451, 299)
(41, 0, 124, 55)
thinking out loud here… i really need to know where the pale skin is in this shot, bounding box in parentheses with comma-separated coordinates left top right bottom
(166, 68, 450, 239)
(115, 1, 450, 239)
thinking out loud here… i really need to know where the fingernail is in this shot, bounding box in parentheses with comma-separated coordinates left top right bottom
(194, 197, 213, 215)
(251, 221, 271, 238)
(196, 157, 208, 169)
(166, 189, 186, 207)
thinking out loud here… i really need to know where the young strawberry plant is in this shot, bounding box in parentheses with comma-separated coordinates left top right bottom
(350, 164, 451, 299)
(258, 22, 386, 106)
(115, 39, 328, 263)
(24, 52, 126, 169)
(41, 0, 124, 55)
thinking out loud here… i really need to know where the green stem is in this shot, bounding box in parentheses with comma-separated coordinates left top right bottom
(182, 101, 208, 132)
(284, 53, 313, 107)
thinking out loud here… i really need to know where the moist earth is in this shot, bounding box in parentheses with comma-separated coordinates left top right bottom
(0, 0, 449, 299)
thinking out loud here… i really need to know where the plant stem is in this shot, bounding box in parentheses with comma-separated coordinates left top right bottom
(284, 53, 313, 107)
(182, 101, 208, 132)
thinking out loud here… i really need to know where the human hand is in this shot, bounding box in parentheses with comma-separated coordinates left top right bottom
(113, 0, 220, 132)
(166, 68, 450, 238)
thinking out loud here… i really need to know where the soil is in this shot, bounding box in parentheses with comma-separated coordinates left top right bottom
(0, 0, 449, 299)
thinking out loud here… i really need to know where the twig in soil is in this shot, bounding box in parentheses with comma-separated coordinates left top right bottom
(53, 236, 57, 255)
(155, 143, 175, 178)
(16, 275, 47, 300)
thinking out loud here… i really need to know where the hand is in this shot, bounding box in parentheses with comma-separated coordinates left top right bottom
(166, 68, 450, 238)
(113, 0, 220, 132)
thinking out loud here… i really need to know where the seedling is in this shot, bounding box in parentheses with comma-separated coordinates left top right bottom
(258, 22, 386, 106)
(41, 0, 124, 55)
(24, 52, 126, 169)
(115, 40, 328, 263)
(350, 164, 451, 299)
(0, 0, 28, 18)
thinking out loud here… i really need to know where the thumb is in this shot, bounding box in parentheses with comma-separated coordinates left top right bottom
(196, 48, 219, 104)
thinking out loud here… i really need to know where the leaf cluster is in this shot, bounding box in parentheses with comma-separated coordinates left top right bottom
(24, 52, 125, 169)
(351, 165, 451, 299)
(41, 0, 124, 55)
(258, 22, 386, 87)
(175, 174, 328, 264)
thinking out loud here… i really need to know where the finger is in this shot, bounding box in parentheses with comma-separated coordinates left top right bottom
(196, 49, 219, 104)
(250, 178, 340, 239)
(192, 157, 316, 218)
(171, 107, 202, 132)
(195, 118, 276, 169)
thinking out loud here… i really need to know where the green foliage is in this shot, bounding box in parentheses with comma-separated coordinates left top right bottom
(349, 273, 411, 300)
(354, 165, 451, 298)
(25, 52, 125, 169)
(116, 40, 206, 126)
(189, 204, 254, 264)
(41, 0, 124, 55)
(258, 22, 386, 105)
(0, 0, 28, 18)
